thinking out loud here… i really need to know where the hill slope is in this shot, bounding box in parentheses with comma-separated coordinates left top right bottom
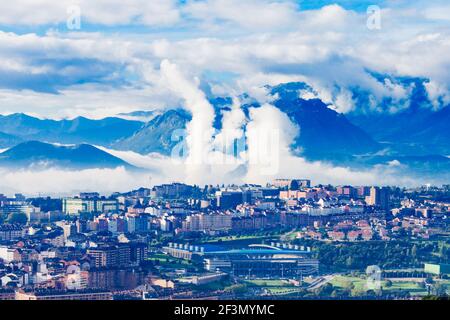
(113, 109, 191, 155)
(0, 141, 135, 170)
(0, 113, 144, 146)
(269, 83, 381, 159)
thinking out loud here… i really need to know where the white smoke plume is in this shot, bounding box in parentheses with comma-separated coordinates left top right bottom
(213, 97, 246, 155)
(160, 59, 217, 182)
(159, 60, 248, 184)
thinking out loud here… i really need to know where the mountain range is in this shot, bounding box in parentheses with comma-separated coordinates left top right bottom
(0, 141, 135, 170)
(347, 76, 450, 156)
(269, 83, 381, 160)
(0, 113, 143, 148)
(348, 105, 450, 156)
(113, 109, 191, 156)
(0, 81, 447, 177)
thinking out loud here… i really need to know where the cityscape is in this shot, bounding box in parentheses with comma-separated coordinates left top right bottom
(0, 0, 449, 308)
(1, 180, 449, 300)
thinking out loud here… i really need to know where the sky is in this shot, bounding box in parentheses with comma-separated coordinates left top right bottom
(0, 1, 449, 195)
(0, 0, 449, 119)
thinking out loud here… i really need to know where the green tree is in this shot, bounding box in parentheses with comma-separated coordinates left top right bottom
(366, 289, 377, 298)
(231, 284, 248, 294)
(345, 256, 354, 268)
(7, 212, 28, 225)
(289, 180, 300, 190)
(438, 242, 446, 258)
(316, 283, 334, 297)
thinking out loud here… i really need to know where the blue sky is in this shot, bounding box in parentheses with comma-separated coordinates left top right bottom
(0, 0, 449, 118)
(0, 1, 392, 35)
(0, 1, 449, 193)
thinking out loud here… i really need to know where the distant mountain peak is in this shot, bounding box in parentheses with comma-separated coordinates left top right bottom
(0, 113, 144, 148)
(116, 110, 162, 122)
(0, 141, 137, 170)
(113, 108, 191, 156)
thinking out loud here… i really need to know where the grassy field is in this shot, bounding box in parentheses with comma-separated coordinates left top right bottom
(331, 276, 367, 290)
(243, 279, 304, 296)
(202, 234, 271, 243)
(280, 230, 300, 241)
(245, 279, 292, 287)
(146, 253, 170, 261)
(266, 287, 303, 295)
(330, 275, 431, 296)
(146, 253, 195, 269)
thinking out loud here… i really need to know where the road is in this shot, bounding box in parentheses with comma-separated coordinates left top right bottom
(307, 275, 335, 291)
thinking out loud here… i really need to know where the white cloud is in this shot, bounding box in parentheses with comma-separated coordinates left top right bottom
(242, 103, 417, 186)
(424, 5, 450, 22)
(0, 0, 180, 26)
(160, 60, 216, 169)
(1, 2, 450, 117)
(0, 167, 149, 196)
(0, 84, 179, 119)
(213, 98, 246, 152)
(425, 80, 450, 110)
(184, 0, 300, 31)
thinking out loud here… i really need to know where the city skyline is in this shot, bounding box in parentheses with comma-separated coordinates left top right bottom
(1, 180, 449, 300)
(0, 0, 449, 304)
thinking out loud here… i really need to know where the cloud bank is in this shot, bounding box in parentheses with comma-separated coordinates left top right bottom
(0, 1, 450, 118)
